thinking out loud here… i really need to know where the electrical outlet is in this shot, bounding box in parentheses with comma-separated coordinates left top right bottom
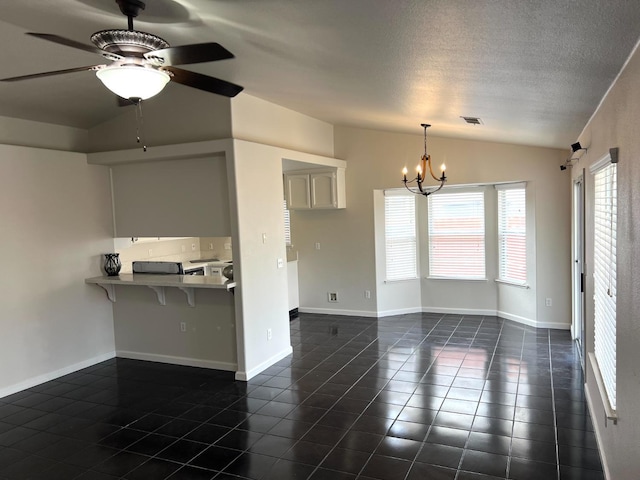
(277, 258, 284, 269)
(191, 243, 196, 251)
(262, 233, 267, 244)
(315, 242, 321, 250)
(545, 298, 552, 307)
(180, 322, 187, 333)
(209, 243, 214, 250)
(328, 292, 338, 303)
(365, 290, 371, 299)
(148, 248, 153, 257)
(267, 328, 272, 340)
(224, 243, 231, 250)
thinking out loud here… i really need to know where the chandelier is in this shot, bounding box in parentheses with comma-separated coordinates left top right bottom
(402, 123, 447, 196)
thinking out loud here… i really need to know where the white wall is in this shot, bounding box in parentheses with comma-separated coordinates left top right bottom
(112, 287, 236, 371)
(228, 139, 343, 379)
(572, 42, 640, 480)
(0, 144, 115, 397)
(88, 91, 232, 152)
(229, 140, 293, 379)
(293, 126, 570, 328)
(0, 115, 88, 152)
(231, 94, 335, 157)
(110, 156, 231, 237)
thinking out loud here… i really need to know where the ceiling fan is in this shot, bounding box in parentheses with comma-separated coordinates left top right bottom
(0, 0, 244, 102)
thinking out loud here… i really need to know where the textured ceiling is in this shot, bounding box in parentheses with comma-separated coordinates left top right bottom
(1, 0, 640, 148)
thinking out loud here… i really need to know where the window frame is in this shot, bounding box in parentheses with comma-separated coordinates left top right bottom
(384, 192, 418, 282)
(496, 183, 527, 286)
(590, 158, 617, 412)
(427, 188, 487, 280)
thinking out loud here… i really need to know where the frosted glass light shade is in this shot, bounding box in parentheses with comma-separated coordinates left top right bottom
(96, 65, 170, 100)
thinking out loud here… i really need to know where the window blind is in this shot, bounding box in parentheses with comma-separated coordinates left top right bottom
(497, 186, 526, 283)
(593, 162, 617, 410)
(384, 195, 417, 281)
(428, 191, 485, 278)
(283, 200, 291, 246)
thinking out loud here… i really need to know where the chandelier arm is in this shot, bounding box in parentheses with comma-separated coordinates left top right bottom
(403, 182, 417, 194)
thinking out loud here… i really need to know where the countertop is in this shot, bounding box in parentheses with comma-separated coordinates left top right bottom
(86, 274, 236, 290)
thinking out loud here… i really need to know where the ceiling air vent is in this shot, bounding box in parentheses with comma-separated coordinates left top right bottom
(460, 116, 483, 125)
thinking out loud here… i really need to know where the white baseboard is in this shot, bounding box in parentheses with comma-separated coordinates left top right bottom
(423, 307, 498, 316)
(299, 305, 569, 330)
(378, 307, 423, 317)
(116, 351, 237, 372)
(235, 346, 293, 381)
(298, 307, 378, 318)
(0, 351, 116, 400)
(497, 310, 570, 330)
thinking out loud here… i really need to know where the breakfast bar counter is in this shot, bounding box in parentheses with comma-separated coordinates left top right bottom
(86, 274, 236, 306)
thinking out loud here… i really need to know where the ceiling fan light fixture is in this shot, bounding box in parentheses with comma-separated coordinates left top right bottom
(96, 65, 170, 100)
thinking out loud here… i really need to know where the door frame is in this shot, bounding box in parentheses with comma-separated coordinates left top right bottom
(572, 171, 586, 368)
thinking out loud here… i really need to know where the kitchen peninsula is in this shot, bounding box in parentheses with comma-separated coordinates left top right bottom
(86, 270, 238, 373)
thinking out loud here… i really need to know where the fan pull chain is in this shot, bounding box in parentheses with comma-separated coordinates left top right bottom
(134, 99, 147, 152)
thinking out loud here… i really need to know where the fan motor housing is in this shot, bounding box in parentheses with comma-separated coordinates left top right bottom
(91, 29, 169, 55)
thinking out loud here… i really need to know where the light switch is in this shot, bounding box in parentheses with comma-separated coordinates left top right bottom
(277, 258, 284, 269)
(262, 233, 267, 244)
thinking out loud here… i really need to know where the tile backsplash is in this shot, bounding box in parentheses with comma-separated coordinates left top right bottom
(116, 236, 232, 273)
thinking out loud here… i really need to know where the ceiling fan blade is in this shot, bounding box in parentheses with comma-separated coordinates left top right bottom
(145, 43, 234, 66)
(1, 65, 102, 82)
(165, 66, 243, 97)
(27, 33, 122, 60)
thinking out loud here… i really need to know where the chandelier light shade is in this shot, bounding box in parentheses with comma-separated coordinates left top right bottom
(96, 65, 170, 100)
(402, 123, 447, 196)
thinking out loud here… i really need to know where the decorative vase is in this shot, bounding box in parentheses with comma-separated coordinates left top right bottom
(222, 265, 234, 281)
(103, 253, 122, 276)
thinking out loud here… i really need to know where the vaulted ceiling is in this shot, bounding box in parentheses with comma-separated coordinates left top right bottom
(1, 0, 640, 148)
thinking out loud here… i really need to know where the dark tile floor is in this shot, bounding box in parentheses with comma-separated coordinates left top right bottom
(0, 313, 603, 480)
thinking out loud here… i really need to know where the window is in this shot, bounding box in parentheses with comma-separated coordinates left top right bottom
(593, 161, 617, 409)
(384, 194, 417, 281)
(428, 190, 485, 279)
(284, 200, 291, 246)
(497, 185, 527, 283)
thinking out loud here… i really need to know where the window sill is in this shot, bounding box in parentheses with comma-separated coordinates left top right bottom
(425, 276, 487, 282)
(384, 277, 420, 284)
(494, 279, 530, 289)
(587, 352, 618, 425)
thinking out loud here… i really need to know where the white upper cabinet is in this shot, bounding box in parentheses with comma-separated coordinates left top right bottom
(285, 173, 312, 209)
(285, 168, 346, 210)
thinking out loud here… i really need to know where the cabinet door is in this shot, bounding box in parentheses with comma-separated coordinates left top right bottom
(310, 172, 337, 208)
(286, 174, 311, 209)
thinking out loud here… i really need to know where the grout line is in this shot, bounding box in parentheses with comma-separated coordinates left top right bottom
(302, 313, 449, 479)
(548, 329, 561, 480)
(399, 313, 469, 480)
(453, 315, 507, 480)
(6, 319, 594, 480)
(504, 324, 527, 479)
